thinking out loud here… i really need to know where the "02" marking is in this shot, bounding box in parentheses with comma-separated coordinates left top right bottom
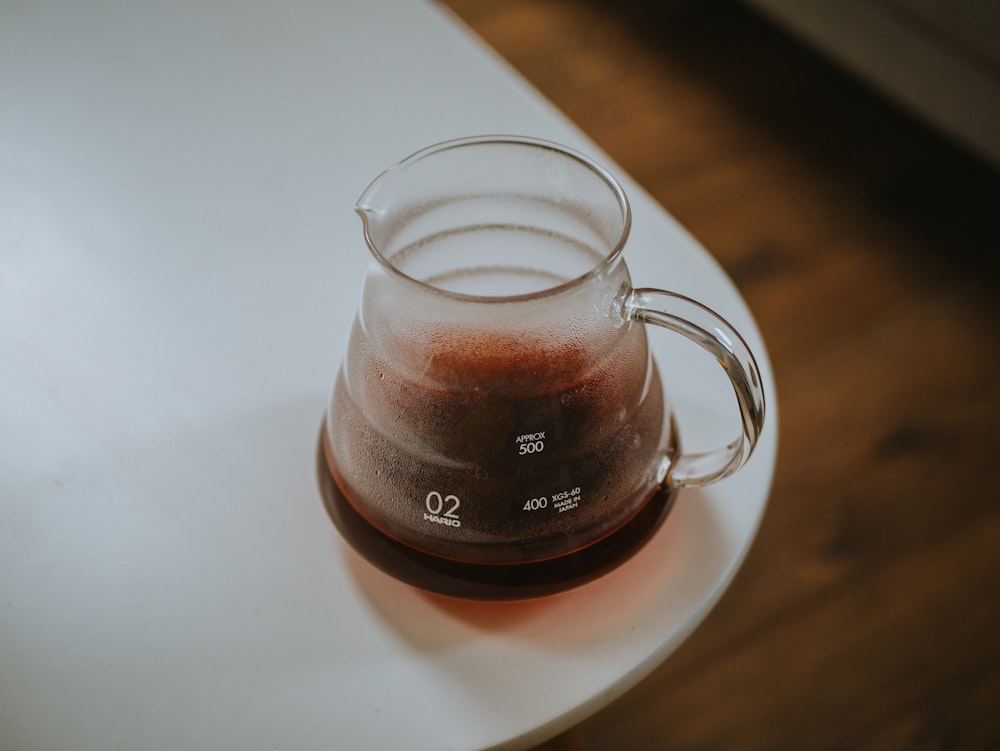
(424, 491, 461, 527)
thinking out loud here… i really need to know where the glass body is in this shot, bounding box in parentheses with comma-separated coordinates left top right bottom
(320, 136, 765, 599)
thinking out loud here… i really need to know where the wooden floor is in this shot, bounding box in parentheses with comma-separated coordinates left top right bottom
(442, 2, 1000, 749)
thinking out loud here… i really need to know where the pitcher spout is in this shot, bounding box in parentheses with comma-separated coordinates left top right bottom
(355, 160, 406, 256)
(355, 165, 395, 216)
(354, 200, 378, 252)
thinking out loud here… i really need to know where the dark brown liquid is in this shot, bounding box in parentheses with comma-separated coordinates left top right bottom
(318, 428, 677, 600)
(320, 327, 678, 599)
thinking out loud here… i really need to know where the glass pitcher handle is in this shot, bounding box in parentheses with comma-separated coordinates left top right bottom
(623, 287, 766, 488)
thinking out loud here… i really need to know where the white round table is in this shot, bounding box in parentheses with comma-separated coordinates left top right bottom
(0, 1, 777, 748)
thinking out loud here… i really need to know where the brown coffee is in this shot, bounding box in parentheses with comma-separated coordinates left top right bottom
(320, 324, 675, 597)
(317, 438, 676, 600)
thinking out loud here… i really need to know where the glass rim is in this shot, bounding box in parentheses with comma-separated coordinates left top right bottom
(355, 135, 633, 303)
